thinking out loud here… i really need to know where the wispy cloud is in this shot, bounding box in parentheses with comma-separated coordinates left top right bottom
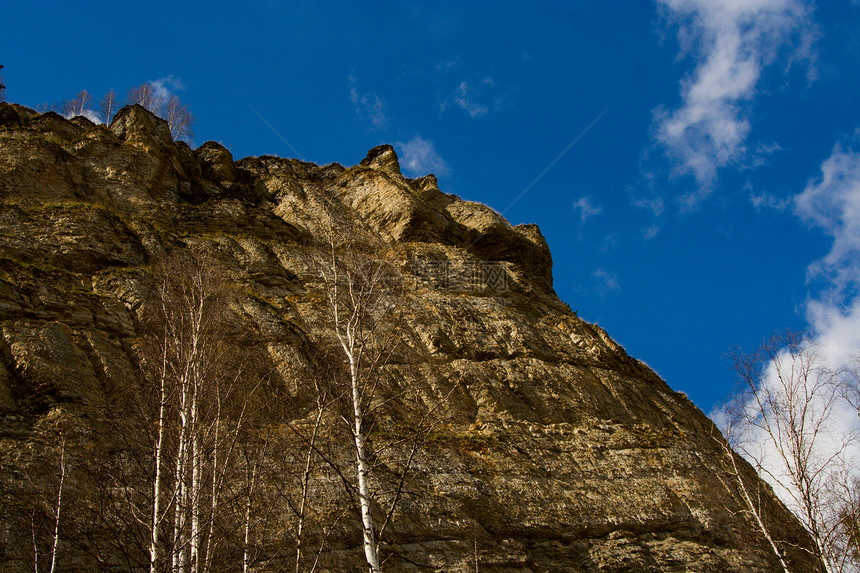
(632, 196, 665, 218)
(396, 136, 449, 177)
(749, 189, 790, 212)
(593, 268, 621, 293)
(789, 142, 860, 513)
(436, 58, 459, 72)
(150, 75, 185, 103)
(572, 195, 602, 223)
(712, 139, 860, 520)
(349, 75, 388, 129)
(794, 142, 860, 302)
(452, 80, 488, 118)
(441, 77, 508, 119)
(631, 195, 665, 239)
(642, 225, 661, 240)
(654, 0, 815, 207)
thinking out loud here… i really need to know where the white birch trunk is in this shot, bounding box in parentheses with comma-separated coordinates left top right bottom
(150, 369, 168, 573)
(354, 425, 380, 573)
(721, 439, 790, 573)
(149, 346, 167, 573)
(242, 479, 254, 573)
(173, 376, 190, 573)
(31, 510, 40, 573)
(48, 440, 66, 573)
(295, 402, 324, 573)
(202, 415, 219, 573)
(190, 396, 201, 573)
(348, 351, 380, 573)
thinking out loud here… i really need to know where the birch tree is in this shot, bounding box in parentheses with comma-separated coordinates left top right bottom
(316, 230, 413, 572)
(27, 438, 67, 573)
(61, 90, 92, 119)
(724, 332, 860, 572)
(317, 231, 454, 572)
(99, 88, 119, 125)
(166, 94, 193, 143)
(712, 423, 791, 572)
(138, 249, 261, 573)
(127, 83, 159, 114)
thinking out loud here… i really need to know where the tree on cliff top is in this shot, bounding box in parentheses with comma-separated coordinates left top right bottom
(1, 65, 6, 102)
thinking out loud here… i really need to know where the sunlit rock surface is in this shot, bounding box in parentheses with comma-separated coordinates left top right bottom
(0, 103, 818, 572)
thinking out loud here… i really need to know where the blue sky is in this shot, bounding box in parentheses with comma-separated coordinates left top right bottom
(3, 0, 860, 414)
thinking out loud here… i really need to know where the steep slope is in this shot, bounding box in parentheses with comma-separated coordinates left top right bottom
(0, 103, 819, 572)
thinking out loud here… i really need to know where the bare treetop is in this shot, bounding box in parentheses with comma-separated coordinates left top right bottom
(99, 88, 118, 125)
(61, 90, 92, 119)
(127, 83, 159, 114)
(166, 94, 193, 143)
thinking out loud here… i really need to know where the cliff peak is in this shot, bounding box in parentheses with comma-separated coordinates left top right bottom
(109, 103, 173, 147)
(360, 143, 401, 174)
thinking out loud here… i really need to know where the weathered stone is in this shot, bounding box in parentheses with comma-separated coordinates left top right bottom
(360, 143, 401, 174)
(109, 103, 172, 148)
(0, 103, 821, 572)
(194, 140, 238, 182)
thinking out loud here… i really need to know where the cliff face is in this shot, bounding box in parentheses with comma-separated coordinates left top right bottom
(0, 103, 818, 571)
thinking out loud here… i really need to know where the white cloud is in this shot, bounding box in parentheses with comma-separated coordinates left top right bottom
(63, 108, 102, 124)
(440, 73, 512, 119)
(632, 196, 665, 218)
(349, 75, 388, 128)
(79, 109, 102, 124)
(572, 195, 602, 223)
(150, 75, 185, 104)
(794, 144, 860, 298)
(396, 136, 449, 177)
(593, 268, 620, 292)
(436, 59, 459, 72)
(452, 80, 488, 118)
(749, 189, 791, 212)
(630, 195, 665, 238)
(654, 0, 814, 205)
(712, 339, 860, 536)
(642, 225, 661, 240)
(712, 140, 860, 537)
(807, 298, 860, 367)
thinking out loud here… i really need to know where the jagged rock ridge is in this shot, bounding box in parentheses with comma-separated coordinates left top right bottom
(0, 103, 819, 571)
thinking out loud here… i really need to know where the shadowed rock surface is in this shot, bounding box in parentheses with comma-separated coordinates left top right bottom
(0, 103, 820, 571)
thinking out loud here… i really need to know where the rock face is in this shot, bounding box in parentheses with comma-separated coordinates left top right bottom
(0, 103, 819, 572)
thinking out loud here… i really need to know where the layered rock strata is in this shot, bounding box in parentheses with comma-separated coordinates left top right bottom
(0, 103, 818, 572)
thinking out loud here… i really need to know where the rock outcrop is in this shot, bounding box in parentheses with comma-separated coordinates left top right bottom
(0, 103, 819, 571)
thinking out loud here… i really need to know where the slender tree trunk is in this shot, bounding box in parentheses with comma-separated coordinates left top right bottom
(719, 436, 790, 573)
(242, 496, 252, 573)
(174, 377, 190, 573)
(190, 397, 201, 573)
(48, 440, 66, 573)
(295, 402, 324, 573)
(150, 366, 168, 573)
(347, 352, 380, 573)
(242, 465, 256, 573)
(31, 509, 40, 573)
(202, 393, 222, 573)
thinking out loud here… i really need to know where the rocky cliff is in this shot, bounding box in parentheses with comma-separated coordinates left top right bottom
(0, 103, 819, 572)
